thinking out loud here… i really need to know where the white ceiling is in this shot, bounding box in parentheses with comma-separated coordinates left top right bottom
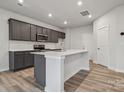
(0, 0, 124, 28)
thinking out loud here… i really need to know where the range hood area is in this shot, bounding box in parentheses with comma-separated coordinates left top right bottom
(36, 34, 48, 42)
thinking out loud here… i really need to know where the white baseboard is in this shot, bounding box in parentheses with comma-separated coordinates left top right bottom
(91, 61, 124, 73)
(0, 67, 9, 72)
(109, 66, 115, 71)
(106, 66, 124, 73)
(115, 69, 124, 73)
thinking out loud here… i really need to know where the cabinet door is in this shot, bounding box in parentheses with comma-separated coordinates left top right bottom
(47, 29, 52, 42)
(51, 30, 58, 43)
(31, 25, 37, 41)
(58, 32, 65, 39)
(9, 19, 31, 41)
(9, 20, 22, 40)
(43, 28, 48, 35)
(14, 54, 24, 70)
(34, 55, 46, 87)
(61, 32, 65, 39)
(21, 22, 31, 41)
(24, 54, 34, 67)
(37, 26, 43, 34)
(54, 31, 58, 43)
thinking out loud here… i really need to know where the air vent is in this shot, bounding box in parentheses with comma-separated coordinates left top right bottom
(80, 10, 90, 16)
(17, 3, 23, 6)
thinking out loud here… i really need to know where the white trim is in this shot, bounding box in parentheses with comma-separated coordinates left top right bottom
(115, 69, 124, 73)
(96, 24, 110, 67)
(97, 24, 109, 30)
(0, 67, 9, 72)
(108, 66, 124, 73)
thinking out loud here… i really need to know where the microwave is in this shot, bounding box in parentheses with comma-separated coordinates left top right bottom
(36, 34, 48, 41)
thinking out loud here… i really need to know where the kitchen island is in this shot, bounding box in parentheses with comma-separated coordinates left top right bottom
(32, 49, 89, 92)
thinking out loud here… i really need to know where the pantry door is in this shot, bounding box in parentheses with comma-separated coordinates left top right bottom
(97, 26, 109, 67)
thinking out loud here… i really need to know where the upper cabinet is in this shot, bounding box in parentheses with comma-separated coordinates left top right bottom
(9, 19, 22, 40)
(47, 29, 53, 42)
(20, 22, 31, 41)
(30, 24, 37, 41)
(9, 18, 65, 43)
(36, 26, 43, 34)
(9, 19, 31, 41)
(46, 29, 59, 43)
(58, 32, 65, 39)
(51, 30, 58, 43)
(43, 28, 49, 35)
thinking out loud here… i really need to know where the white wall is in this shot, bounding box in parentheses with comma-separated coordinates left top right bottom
(93, 5, 124, 72)
(64, 25, 95, 60)
(0, 14, 9, 71)
(0, 8, 63, 72)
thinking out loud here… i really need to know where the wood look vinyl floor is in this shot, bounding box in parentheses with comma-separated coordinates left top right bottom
(0, 68, 43, 92)
(0, 63, 124, 92)
(65, 63, 124, 92)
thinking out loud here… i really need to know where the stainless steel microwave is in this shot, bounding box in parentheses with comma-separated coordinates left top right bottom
(36, 34, 48, 41)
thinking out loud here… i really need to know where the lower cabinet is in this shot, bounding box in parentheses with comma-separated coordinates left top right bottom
(34, 54, 46, 88)
(24, 54, 34, 68)
(14, 54, 25, 70)
(9, 51, 34, 71)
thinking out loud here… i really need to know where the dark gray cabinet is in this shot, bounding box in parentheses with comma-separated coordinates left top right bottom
(9, 18, 65, 43)
(47, 30, 59, 43)
(43, 28, 48, 35)
(51, 30, 58, 43)
(9, 20, 22, 40)
(9, 19, 31, 41)
(14, 54, 24, 70)
(37, 26, 43, 34)
(46, 29, 52, 42)
(21, 22, 31, 41)
(31, 24, 37, 41)
(34, 55, 46, 88)
(9, 51, 34, 71)
(58, 32, 65, 39)
(24, 54, 34, 67)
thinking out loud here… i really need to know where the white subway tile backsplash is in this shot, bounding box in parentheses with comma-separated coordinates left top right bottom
(9, 40, 64, 51)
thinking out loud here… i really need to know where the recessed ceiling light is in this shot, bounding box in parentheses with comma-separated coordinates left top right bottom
(64, 21, 67, 25)
(77, 1, 82, 6)
(18, 0, 24, 4)
(17, 0, 24, 6)
(88, 14, 92, 18)
(48, 13, 52, 18)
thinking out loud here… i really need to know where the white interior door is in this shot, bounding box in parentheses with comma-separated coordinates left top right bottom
(97, 26, 109, 67)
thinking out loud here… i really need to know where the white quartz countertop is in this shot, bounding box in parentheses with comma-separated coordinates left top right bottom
(9, 49, 34, 52)
(31, 49, 88, 59)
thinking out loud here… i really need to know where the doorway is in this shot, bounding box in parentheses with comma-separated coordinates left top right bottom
(97, 25, 109, 67)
